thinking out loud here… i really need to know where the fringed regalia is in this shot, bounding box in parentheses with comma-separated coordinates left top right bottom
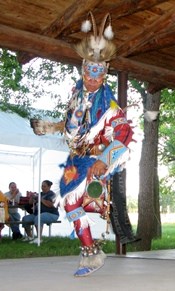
(30, 11, 137, 277)
(59, 79, 135, 276)
(58, 11, 136, 277)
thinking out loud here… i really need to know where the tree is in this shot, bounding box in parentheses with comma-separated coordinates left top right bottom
(0, 49, 77, 118)
(130, 82, 175, 250)
(136, 91, 161, 250)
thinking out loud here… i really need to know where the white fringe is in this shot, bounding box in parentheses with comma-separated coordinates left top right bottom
(59, 178, 87, 208)
(86, 108, 116, 143)
(103, 149, 130, 178)
(79, 215, 95, 229)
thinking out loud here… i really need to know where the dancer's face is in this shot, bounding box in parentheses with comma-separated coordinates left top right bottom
(82, 61, 107, 92)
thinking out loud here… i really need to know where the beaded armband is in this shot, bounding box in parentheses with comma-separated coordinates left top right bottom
(66, 207, 86, 222)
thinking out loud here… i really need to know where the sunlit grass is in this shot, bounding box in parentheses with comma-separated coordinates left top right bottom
(152, 223, 175, 250)
(0, 223, 175, 259)
(0, 236, 81, 259)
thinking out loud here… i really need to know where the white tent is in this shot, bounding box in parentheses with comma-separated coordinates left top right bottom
(0, 110, 69, 189)
(0, 110, 68, 151)
(0, 110, 69, 244)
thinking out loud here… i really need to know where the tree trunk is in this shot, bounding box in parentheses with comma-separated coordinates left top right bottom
(136, 90, 161, 250)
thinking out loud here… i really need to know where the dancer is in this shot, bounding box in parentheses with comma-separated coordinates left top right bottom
(31, 12, 136, 276)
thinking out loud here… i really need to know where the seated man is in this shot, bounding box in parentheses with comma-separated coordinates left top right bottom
(22, 180, 59, 244)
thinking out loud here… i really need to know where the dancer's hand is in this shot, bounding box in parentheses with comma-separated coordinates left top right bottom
(87, 160, 107, 179)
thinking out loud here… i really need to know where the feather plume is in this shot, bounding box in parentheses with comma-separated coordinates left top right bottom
(74, 37, 116, 62)
(74, 12, 116, 62)
(144, 111, 159, 122)
(104, 25, 114, 40)
(90, 36, 106, 51)
(81, 20, 92, 33)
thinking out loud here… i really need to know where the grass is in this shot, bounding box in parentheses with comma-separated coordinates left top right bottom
(0, 223, 175, 259)
(152, 223, 175, 250)
(0, 236, 117, 259)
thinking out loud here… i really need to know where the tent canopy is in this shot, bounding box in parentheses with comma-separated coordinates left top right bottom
(0, 144, 39, 165)
(0, 111, 68, 194)
(0, 111, 69, 152)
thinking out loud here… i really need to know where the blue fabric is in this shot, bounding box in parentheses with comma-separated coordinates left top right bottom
(74, 266, 102, 277)
(22, 212, 59, 227)
(74, 267, 93, 276)
(88, 83, 117, 127)
(9, 212, 21, 232)
(69, 229, 76, 240)
(75, 79, 83, 90)
(98, 140, 127, 165)
(98, 140, 128, 179)
(59, 155, 96, 197)
(60, 80, 120, 197)
(66, 81, 118, 136)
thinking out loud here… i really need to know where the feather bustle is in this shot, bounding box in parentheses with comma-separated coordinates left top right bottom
(74, 37, 116, 62)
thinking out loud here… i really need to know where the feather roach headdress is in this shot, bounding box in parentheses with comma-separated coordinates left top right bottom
(74, 12, 116, 63)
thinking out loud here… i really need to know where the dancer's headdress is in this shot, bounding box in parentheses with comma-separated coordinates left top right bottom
(74, 11, 116, 63)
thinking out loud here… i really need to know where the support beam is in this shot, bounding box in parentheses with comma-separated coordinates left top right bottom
(18, 0, 102, 63)
(43, 0, 102, 37)
(111, 57, 175, 90)
(1, 24, 175, 89)
(116, 7, 175, 57)
(126, 30, 175, 56)
(0, 24, 80, 66)
(97, 0, 167, 21)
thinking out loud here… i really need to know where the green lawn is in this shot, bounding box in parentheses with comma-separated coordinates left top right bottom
(0, 223, 175, 259)
(151, 223, 175, 250)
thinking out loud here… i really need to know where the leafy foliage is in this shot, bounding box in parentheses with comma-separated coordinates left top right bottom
(0, 49, 79, 119)
(159, 178, 175, 213)
(158, 89, 175, 208)
(159, 89, 175, 164)
(0, 50, 30, 107)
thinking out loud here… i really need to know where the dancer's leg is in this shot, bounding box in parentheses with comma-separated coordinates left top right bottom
(65, 195, 106, 277)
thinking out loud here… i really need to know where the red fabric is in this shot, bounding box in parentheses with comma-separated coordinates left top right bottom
(65, 197, 94, 247)
(92, 108, 134, 147)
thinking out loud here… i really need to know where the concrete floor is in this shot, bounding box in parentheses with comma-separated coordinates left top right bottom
(0, 250, 175, 291)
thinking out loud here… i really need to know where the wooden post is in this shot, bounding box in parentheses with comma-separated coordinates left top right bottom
(116, 71, 128, 255)
(118, 71, 128, 110)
